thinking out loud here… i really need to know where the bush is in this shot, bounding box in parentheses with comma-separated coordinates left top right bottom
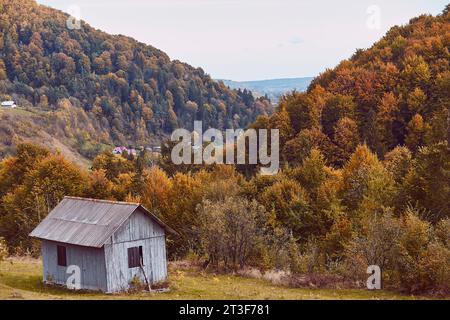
(196, 197, 269, 270)
(435, 218, 450, 247)
(344, 210, 402, 281)
(416, 242, 450, 295)
(396, 208, 432, 292)
(287, 237, 305, 275)
(128, 276, 147, 293)
(0, 237, 9, 261)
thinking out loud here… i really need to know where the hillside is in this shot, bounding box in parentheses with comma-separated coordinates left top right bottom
(219, 77, 314, 102)
(254, 6, 450, 167)
(0, 4, 448, 299)
(0, 0, 272, 160)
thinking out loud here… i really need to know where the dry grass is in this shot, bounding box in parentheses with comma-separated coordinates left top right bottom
(0, 108, 92, 168)
(0, 257, 441, 300)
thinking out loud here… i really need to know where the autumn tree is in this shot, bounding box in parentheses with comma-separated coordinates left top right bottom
(383, 146, 412, 185)
(85, 169, 114, 200)
(0, 59, 6, 80)
(141, 166, 172, 213)
(0, 154, 87, 251)
(0, 143, 49, 197)
(283, 128, 335, 166)
(197, 197, 269, 270)
(92, 151, 135, 180)
(260, 177, 311, 240)
(375, 92, 400, 155)
(340, 144, 395, 216)
(333, 117, 360, 166)
(0, 0, 270, 158)
(268, 105, 293, 146)
(405, 114, 429, 153)
(402, 142, 450, 223)
(322, 94, 355, 136)
(163, 172, 203, 257)
(289, 148, 327, 195)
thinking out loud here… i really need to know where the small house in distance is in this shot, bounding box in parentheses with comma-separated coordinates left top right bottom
(1, 100, 16, 108)
(29, 196, 171, 293)
(112, 146, 137, 157)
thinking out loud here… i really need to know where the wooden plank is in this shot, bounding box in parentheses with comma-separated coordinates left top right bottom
(41, 240, 107, 291)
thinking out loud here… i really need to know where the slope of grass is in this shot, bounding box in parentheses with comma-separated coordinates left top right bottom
(0, 107, 92, 168)
(0, 258, 435, 300)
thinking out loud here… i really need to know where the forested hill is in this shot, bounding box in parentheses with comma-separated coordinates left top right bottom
(0, 0, 272, 160)
(253, 6, 450, 167)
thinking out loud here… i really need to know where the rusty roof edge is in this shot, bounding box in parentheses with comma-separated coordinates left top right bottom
(63, 196, 141, 206)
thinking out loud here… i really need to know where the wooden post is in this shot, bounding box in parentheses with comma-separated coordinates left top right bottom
(140, 262, 152, 292)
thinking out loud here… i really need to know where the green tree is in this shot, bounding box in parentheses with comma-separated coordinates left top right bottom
(322, 94, 355, 136)
(402, 142, 450, 223)
(383, 146, 412, 185)
(340, 145, 395, 215)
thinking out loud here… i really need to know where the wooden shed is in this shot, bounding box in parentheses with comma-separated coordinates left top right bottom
(29, 196, 171, 293)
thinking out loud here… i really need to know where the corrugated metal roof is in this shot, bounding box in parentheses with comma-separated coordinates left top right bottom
(29, 196, 171, 248)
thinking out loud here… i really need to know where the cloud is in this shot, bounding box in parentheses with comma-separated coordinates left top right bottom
(289, 36, 304, 45)
(276, 36, 303, 49)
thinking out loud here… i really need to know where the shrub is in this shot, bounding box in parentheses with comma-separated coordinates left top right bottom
(344, 210, 402, 282)
(396, 207, 432, 292)
(287, 237, 305, 275)
(435, 218, 450, 247)
(196, 197, 269, 270)
(298, 237, 325, 274)
(416, 242, 450, 295)
(128, 276, 147, 293)
(0, 237, 8, 261)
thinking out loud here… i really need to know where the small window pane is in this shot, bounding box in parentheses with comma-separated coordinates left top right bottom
(128, 247, 141, 268)
(57, 245, 67, 267)
(128, 246, 144, 268)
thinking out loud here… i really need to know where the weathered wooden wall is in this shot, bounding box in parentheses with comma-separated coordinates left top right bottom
(104, 208, 167, 292)
(41, 240, 107, 291)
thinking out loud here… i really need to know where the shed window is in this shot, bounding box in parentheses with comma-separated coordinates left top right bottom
(57, 245, 67, 267)
(128, 246, 144, 268)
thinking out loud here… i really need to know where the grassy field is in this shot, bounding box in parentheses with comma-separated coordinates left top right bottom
(0, 258, 434, 300)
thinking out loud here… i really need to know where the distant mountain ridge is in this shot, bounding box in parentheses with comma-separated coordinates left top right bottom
(0, 0, 272, 162)
(218, 77, 314, 102)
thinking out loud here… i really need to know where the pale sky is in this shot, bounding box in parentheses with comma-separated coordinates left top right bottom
(37, 0, 448, 81)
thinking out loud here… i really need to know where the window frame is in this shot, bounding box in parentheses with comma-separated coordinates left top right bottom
(128, 246, 144, 268)
(57, 245, 67, 267)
